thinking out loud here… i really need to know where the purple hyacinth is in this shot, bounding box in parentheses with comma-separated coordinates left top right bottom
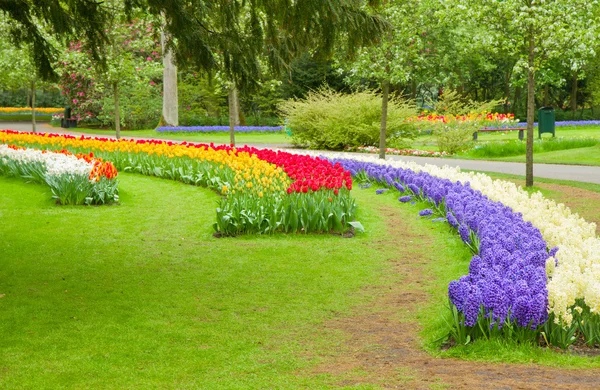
(156, 125, 283, 133)
(376, 188, 389, 195)
(446, 212, 459, 228)
(393, 182, 405, 192)
(459, 223, 471, 244)
(419, 209, 433, 217)
(326, 157, 551, 331)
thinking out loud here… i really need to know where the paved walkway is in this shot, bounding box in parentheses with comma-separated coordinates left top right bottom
(3, 121, 600, 185)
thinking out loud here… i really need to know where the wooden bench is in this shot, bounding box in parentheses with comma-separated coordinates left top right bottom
(473, 127, 525, 141)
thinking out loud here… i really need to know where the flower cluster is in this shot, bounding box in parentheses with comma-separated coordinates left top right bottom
(409, 112, 516, 125)
(156, 126, 284, 133)
(0, 144, 119, 205)
(237, 147, 353, 194)
(345, 145, 451, 157)
(1, 130, 358, 236)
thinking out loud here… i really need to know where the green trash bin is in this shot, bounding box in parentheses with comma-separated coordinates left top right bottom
(538, 107, 555, 138)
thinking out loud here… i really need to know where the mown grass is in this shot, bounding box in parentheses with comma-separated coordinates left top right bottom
(408, 126, 600, 165)
(0, 115, 53, 121)
(56, 127, 292, 145)
(2, 169, 600, 389)
(464, 138, 599, 158)
(0, 173, 423, 388)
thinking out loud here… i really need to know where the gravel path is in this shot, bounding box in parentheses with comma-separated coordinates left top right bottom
(3, 121, 600, 184)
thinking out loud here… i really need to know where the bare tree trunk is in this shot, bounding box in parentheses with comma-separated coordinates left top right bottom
(410, 79, 417, 100)
(161, 30, 178, 127)
(571, 72, 578, 120)
(379, 79, 390, 160)
(526, 31, 535, 187)
(113, 81, 121, 140)
(31, 79, 36, 133)
(543, 84, 549, 106)
(513, 86, 522, 115)
(228, 83, 239, 146)
(504, 70, 512, 113)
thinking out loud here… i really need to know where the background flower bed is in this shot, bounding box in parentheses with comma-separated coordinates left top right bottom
(0, 130, 359, 236)
(156, 126, 284, 133)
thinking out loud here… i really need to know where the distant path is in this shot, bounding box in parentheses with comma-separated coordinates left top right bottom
(2, 121, 600, 185)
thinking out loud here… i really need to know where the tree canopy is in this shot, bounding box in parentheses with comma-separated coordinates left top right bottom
(2, 0, 389, 87)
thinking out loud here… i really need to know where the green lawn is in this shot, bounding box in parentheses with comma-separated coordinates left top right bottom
(0, 173, 449, 388)
(2, 163, 600, 388)
(487, 145, 600, 165)
(0, 115, 53, 121)
(408, 125, 600, 151)
(61, 128, 292, 145)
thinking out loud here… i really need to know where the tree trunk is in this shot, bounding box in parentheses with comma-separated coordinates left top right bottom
(31, 79, 36, 133)
(410, 79, 417, 100)
(525, 31, 535, 187)
(513, 86, 521, 116)
(504, 70, 512, 113)
(161, 30, 178, 127)
(228, 83, 240, 146)
(543, 84, 549, 107)
(113, 81, 121, 140)
(379, 79, 390, 160)
(571, 72, 578, 120)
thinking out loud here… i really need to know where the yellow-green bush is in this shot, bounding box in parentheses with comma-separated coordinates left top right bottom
(279, 88, 416, 150)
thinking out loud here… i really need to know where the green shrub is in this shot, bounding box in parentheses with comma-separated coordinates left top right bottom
(428, 90, 502, 154)
(97, 81, 162, 130)
(278, 88, 417, 150)
(433, 121, 478, 154)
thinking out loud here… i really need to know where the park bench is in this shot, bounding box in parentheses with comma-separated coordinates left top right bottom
(473, 127, 525, 141)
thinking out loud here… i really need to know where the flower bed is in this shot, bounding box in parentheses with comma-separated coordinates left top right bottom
(345, 145, 451, 157)
(156, 126, 284, 133)
(0, 144, 118, 205)
(409, 112, 517, 126)
(292, 150, 599, 348)
(0, 107, 64, 116)
(0, 130, 358, 236)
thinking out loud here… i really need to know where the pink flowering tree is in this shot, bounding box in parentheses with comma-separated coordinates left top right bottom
(57, 12, 162, 137)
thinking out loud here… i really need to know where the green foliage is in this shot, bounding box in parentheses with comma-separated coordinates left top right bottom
(466, 138, 600, 158)
(279, 88, 417, 150)
(428, 90, 503, 154)
(97, 80, 162, 129)
(215, 190, 356, 236)
(279, 53, 350, 99)
(178, 73, 228, 126)
(433, 121, 477, 154)
(444, 304, 541, 347)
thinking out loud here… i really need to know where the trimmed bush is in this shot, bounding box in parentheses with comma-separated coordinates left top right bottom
(279, 88, 416, 150)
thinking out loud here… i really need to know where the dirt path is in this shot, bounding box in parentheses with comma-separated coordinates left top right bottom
(311, 204, 600, 389)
